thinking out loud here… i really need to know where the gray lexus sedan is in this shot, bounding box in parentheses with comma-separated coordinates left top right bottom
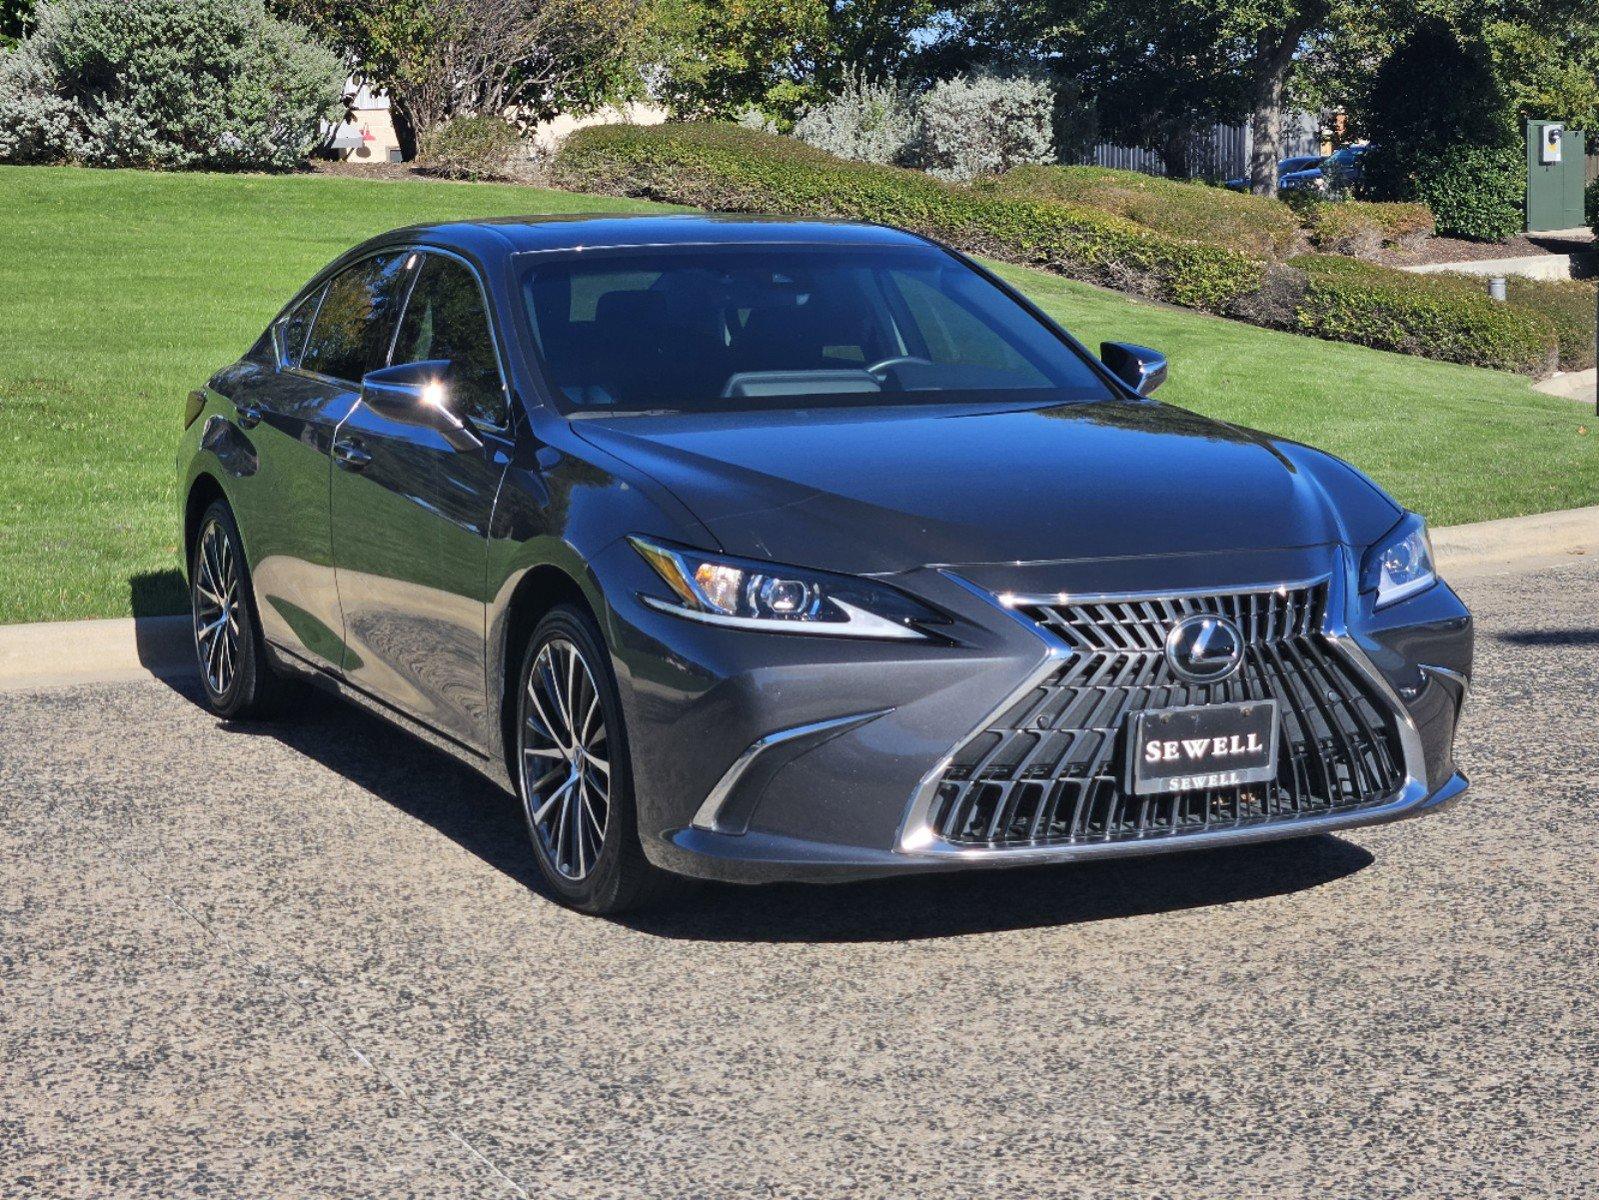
(178, 214, 1472, 913)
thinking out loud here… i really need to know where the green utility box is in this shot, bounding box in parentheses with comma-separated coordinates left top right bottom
(1526, 120, 1587, 232)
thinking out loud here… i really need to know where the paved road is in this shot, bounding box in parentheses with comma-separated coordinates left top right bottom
(2, 558, 1596, 1198)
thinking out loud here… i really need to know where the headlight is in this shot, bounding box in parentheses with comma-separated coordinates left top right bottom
(1362, 513, 1437, 609)
(628, 536, 947, 641)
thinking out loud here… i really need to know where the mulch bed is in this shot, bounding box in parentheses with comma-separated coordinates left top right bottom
(1377, 228, 1595, 267)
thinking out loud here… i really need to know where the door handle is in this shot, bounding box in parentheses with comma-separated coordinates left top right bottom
(332, 439, 373, 471)
(234, 401, 262, 429)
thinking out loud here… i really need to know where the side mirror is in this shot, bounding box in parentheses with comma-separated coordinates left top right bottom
(1100, 342, 1168, 396)
(360, 360, 482, 452)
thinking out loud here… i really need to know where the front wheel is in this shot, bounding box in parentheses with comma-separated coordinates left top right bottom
(190, 500, 293, 719)
(515, 605, 672, 914)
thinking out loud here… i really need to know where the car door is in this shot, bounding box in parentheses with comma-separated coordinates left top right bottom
(226, 251, 410, 671)
(329, 250, 514, 750)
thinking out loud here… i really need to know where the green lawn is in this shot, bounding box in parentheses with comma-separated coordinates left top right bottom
(0, 165, 1593, 624)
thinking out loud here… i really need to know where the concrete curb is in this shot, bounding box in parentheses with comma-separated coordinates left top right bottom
(1429, 504, 1599, 580)
(0, 615, 192, 692)
(2, 506, 1596, 692)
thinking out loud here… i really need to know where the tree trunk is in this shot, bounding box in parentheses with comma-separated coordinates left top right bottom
(1160, 127, 1192, 179)
(1248, 30, 1290, 197)
(390, 104, 420, 162)
(1247, 6, 1323, 197)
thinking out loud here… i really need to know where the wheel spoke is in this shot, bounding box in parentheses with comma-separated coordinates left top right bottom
(526, 668, 564, 748)
(518, 635, 613, 883)
(533, 773, 577, 826)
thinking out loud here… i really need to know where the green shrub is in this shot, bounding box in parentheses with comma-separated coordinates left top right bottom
(1587, 177, 1598, 237)
(0, 0, 343, 170)
(1409, 143, 1526, 242)
(1291, 256, 1556, 374)
(1502, 277, 1597, 373)
(984, 165, 1303, 259)
(1359, 19, 1526, 243)
(420, 115, 522, 181)
(1299, 200, 1435, 259)
(553, 122, 1270, 315)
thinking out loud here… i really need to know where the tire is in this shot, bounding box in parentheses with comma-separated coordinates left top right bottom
(514, 604, 673, 914)
(190, 500, 294, 720)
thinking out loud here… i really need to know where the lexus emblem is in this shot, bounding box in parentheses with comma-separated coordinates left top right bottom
(1165, 614, 1245, 683)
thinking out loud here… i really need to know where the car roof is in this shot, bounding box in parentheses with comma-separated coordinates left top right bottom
(371, 213, 937, 259)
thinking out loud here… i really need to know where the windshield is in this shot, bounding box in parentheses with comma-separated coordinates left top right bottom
(517, 244, 1116, 413)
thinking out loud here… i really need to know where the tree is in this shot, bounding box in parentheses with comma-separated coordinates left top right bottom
(1209, 1, 1335, 195)
(911, 0, 1250, 176)
(1354, 5, 1599, 238)
(652, 0, 936, 124)
(271, 0, 644, 157)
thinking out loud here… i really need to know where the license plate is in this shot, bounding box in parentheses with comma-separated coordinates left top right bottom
(1125, 701, 1279, 796)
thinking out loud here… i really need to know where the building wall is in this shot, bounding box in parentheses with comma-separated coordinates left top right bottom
(329, 89, 667, 163)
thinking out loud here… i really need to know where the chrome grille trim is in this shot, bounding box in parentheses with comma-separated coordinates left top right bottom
(896, 562, 1428, 859)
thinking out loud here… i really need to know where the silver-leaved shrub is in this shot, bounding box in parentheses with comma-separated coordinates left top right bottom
(914, 73, 1055, 182)
(791, 72, 917, 167)
(0, 0, 344, 170)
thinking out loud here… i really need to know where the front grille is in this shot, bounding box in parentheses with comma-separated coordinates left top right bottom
(931, 583, 1407, 847)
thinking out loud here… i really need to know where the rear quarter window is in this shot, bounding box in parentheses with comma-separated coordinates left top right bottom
(300, 253, 410, 382)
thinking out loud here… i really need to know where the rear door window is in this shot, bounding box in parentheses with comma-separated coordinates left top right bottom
(392, 253, 507, 428)
(277, 285, 325, 368)
(300, 252, 410, 383)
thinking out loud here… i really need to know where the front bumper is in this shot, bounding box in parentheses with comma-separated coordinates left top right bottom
(596, 541, 1472, 885)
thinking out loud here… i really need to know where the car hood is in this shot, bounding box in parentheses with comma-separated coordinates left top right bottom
(571, 399, 1401, 575)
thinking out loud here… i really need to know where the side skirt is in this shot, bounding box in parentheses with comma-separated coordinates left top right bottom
(265, 640, 516, 797)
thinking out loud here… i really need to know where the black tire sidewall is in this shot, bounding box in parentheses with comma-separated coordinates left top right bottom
(191, 500, 268, 719)
(515, 605, 642, 911)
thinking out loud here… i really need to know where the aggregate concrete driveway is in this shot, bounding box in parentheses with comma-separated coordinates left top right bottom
(2, 558, 1596, 1199)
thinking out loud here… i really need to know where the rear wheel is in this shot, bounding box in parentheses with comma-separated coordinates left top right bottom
(515, 605, 671, 914)
(190, 500, 293, 719)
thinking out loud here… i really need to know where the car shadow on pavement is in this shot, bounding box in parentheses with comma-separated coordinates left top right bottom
(1493, 628, 1599, 647)
(622, 837, 1374, 943)
(176, 678, 1375, 943)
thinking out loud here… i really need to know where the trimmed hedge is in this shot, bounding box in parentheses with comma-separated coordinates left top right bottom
(1588, 177, 1598, 238)
(1297, 200, 1434, 260)
(554, 122, 1270, 314)
(1503, 277, 1597, 373)
(984, 164, 1304, 259)
(554, 123, 1564, 375)
(1291, 256, 1557, 374)
(420, 114, 521, 181)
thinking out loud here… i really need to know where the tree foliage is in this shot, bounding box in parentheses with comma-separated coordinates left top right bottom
(1354, 6, 1599, 239)
(270, 0, 643, 154)
(650, 0, 937, 125)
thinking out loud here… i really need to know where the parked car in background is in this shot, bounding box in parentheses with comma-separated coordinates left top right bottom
(1225, 155, 1325, 191)
(178, 214, 1473, 914)
(1280, 144, 1374, 193)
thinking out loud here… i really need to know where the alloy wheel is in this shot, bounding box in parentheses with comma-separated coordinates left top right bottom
(520, 637, 611, 881)
(193, 519, 242, 697)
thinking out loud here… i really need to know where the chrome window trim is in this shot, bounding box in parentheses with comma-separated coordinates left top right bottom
(893, 551, 1434, 860)
(274, 245, 515, 437)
